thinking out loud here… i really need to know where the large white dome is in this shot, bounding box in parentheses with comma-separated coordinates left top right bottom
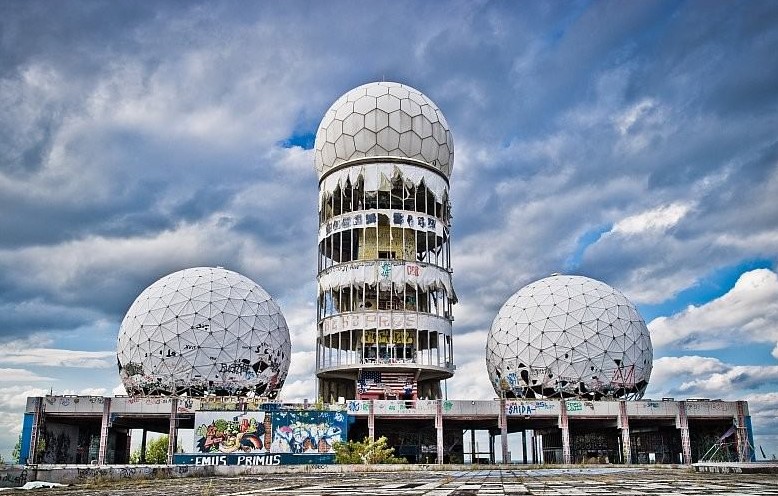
(314, 82, 454, 179)
(117, 267, 291, 398)
(486, 274, 652, 400)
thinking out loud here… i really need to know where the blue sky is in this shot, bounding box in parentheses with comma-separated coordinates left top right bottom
(0, 0, 777, 461)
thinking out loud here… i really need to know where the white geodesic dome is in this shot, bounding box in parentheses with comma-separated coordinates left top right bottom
(117, 267, 291, 398)
(486, 274, 652, 400)
(314, 82, 453, 179)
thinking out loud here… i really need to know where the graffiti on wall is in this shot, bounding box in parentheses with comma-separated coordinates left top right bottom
(270, 411, 346, 454)
(194, 412, 267, 454)
(193, 410, 348, 457)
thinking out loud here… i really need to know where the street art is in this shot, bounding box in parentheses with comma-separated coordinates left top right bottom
(269, 411, 346, 454)
(191, 410, 348, 460)
(194, 412, 267, 454)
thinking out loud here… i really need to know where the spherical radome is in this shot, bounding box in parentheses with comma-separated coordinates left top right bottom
(486, 275, 652, 400)
(314, 82, 454, 179)
(117, 267, 291, 398)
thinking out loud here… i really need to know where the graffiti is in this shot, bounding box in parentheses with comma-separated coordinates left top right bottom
(270, 411, 346, 454)
(646, 401, 659, 408)
(76, 468, 111, 480)
(380, 261, 392, 278)
(0, 468, 27, 487)
(406, 264, 420, 276)
(566, 401, 583, 412)
(443, 400, 453, 412)
(347, 400, 369, 413)
(194, 412, 266, 453)
(89, 397, 105, 404)
(218, 360, 252, 375)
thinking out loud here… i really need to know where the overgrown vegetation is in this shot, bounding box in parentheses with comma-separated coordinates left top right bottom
(129, 435, 181, 464)
(333, 436, 407, 464)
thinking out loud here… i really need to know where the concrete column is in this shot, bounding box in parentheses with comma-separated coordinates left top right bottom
(435, 399, 444, 464)
(167, 397, 178, 464)
(521, 430, 527, 464)
(560, 399, 571, 464)
(736, 401, 751, 462)
(488, 432, 495, 464)
(618, 400, 632, 464)
(140, 429, 148, 463)
(499, 398, 509, 463)
(28, 397, 44, 464)
(677, 400, 691, 464)
(470, 429, 476, 464)
(368, 400, 375, 441)
(97, 397, 112, 465)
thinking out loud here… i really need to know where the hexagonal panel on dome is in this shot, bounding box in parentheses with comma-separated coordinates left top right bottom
(314, 82, 454, 179)
(486, 275, 652, 400)
(117, 267, 291, 398)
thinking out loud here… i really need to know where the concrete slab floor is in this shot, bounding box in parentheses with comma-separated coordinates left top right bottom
(30, 468, 778, 496)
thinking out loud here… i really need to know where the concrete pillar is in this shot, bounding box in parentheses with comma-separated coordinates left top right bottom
(618, 400, 632, 464)
(167, 397, 178, 464)
(140, 429, 148, 463)
(736, 401, 751, 462)
(97, 397, 112, 465)
(521, 430, 527, 464)
(470, 429, 476, 464)
(435, 399, 444, 464)
(488, 432, 495, 464)
(368, 400, 375, 442)
(499, 398, 509, 463)
(560, 399, 571, 464)
(28, 397, 44, 464)
(677, 401, 691, 464)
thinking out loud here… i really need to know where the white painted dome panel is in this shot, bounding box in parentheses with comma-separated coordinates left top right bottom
(117, 267, 291, 398)
(486, 274, 653, 400)
(314, 82, 453, 178)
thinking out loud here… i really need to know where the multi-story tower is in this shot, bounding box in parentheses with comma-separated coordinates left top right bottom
(313, 82, 456, 401)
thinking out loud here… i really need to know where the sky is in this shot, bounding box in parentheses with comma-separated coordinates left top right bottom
(0, 0, 777, 462)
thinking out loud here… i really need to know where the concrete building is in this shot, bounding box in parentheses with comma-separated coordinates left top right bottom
(313, 82, 457, 402)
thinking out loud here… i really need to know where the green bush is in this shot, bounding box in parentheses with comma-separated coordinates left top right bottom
(333, 436, 406, 464)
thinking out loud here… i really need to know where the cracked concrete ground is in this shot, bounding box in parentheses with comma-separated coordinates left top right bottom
(32, 467, 778, 496)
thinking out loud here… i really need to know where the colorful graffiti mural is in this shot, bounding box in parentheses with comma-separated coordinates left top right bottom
(190, 410, 347, 462)
(194, 412, 267, 454)
(270, 410, 346, 454)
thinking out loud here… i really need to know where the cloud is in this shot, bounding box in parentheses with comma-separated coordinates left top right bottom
(649, 269, 778, 350)
(0, 348, 114, 368)
(611, 202, 693, 235)
(676, 366, 778, 395)
(0, 369, 56, 382)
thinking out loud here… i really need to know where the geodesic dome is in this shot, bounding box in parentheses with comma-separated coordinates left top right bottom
(117, 267, 291, 398)
(314, 81, 453, 179)
(486, 274, 652, 400)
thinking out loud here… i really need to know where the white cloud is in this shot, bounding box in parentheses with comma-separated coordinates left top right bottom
(649, 268, 778, 350)
(677, 366, 778, 395)
(0, 369, 55, 382)
(0, 348, 114, 368)
(611, 202, 692, 235)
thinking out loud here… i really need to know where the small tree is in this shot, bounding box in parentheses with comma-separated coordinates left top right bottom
(333, 436, 406, 464)
(129, 435, 180, 464)
(12, 435, 21, 464)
